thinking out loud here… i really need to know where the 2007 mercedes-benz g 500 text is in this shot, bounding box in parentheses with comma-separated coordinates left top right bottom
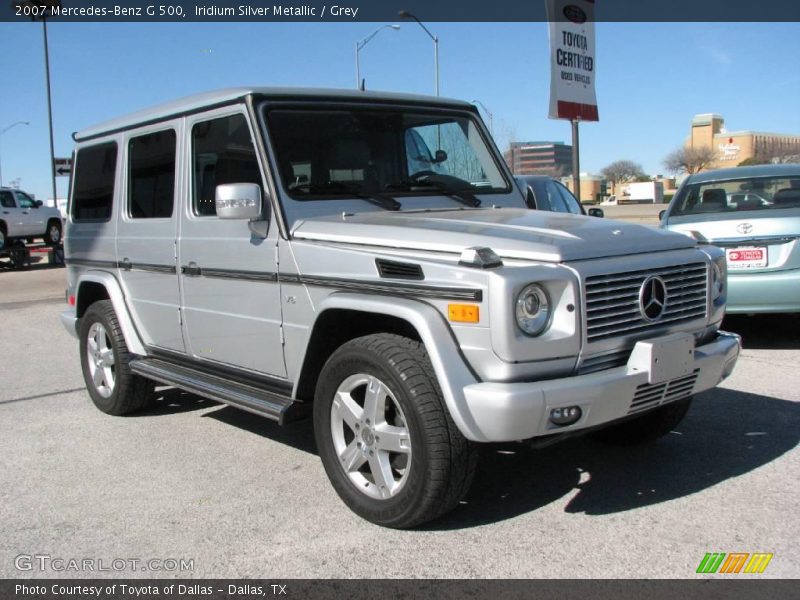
(61, 88, 740, 527)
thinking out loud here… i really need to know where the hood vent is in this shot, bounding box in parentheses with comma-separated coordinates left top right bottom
(375, 259, 424, 280)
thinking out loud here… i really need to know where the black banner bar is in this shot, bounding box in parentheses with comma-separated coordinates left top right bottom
(3, 0, 800, 22)
(3, 579, 799, 600)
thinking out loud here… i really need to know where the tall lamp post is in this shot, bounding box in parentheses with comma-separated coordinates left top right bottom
(0, 121, 30, 187)
(471, 100, 494, 135)
(355, 24, 400, 90)
(398, 10, 439, 96)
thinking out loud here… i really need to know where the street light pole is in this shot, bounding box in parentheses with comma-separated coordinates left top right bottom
(0, 121, 30, 187)
(42, 18, 58, 208)
(471, 100, 494, 135)
(355, 24, 400, 90)
(398, 11, 440, 96)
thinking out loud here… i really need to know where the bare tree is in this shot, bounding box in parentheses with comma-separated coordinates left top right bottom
(601, 160, 645, 187)
(663, 146, 717, 174)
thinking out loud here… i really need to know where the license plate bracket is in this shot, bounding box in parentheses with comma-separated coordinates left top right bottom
(627, 332, 694, 384)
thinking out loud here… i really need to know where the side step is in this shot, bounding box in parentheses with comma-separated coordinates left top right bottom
(130, 357, 304, 425)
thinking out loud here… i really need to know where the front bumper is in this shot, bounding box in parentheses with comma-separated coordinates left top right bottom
(461, 331, 741, 442)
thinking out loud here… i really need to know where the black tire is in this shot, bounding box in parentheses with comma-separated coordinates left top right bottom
(79, 300, 153, 415)
(0, 225, 6, 251)
(590, 397, 693, 446)
(313, 333, 477, 528)
(44, 220, 62, 246)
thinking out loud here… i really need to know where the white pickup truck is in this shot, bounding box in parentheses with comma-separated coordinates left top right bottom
(0, 187, 63, 250)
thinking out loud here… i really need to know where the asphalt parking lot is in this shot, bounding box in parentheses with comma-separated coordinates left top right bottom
(1, 264, 798, 579)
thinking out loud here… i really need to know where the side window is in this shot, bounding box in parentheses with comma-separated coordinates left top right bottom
(555, 182, 582, 214)
(128, 129, 176, 219)
(72, 142, 117, 222)
(0, 191, 14, 208)
(544, 181, 569, 213)
(16, 192, 36, 208)
(192, 114, 261, 217)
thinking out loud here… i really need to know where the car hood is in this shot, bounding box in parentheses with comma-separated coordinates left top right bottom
(291, 208, 695, 263)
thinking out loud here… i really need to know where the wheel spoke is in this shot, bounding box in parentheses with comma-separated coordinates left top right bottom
(103, 366, 114, 389)
(339, 439, 367, 473)
(368, 452, 395, 498)
(87, 337, 98, 353)
(333, 391, 362, 430)
(363, 376, 387, 425)
(374, 424, 411, 454)
(92, 365, 105, 387)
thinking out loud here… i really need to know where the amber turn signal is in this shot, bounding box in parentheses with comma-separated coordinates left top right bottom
(448, 304, 479, 323)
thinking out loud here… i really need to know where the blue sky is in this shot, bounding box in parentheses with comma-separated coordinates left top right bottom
(1, 21, 799, 201)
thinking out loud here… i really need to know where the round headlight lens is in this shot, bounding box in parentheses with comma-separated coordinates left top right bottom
(516, 284, 551, 336)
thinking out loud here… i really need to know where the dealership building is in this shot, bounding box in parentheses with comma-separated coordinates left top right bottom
(504, 141, 573, 176)
(689, 113, 800, 169)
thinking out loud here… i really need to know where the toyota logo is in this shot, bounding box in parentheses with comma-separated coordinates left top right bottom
(737, 223, 753, 234)
(639, 276, 668, 322)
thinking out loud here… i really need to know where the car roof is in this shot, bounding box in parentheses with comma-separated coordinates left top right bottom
(515, 175, 554, 184)
(74, 87, 475, 142)
(686, 163, 800, 184)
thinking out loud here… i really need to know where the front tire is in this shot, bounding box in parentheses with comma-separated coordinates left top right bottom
(79, 300, 153, 415)
(314, 333, 477, 528)
(590, 397, 693, 446)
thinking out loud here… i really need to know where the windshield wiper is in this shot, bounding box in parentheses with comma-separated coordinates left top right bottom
(387, 176, 481, 208)
(291, 182, 401, 211)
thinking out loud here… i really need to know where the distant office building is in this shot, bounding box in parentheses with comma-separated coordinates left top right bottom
(689, 113, 800, 169)
(504, 141, 573, 176)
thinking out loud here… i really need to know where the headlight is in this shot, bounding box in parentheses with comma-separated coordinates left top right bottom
(711, 256, 727, 301)
(515, 283, 551, 336)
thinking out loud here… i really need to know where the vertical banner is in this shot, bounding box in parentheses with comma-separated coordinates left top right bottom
(547, 0, 599, 121)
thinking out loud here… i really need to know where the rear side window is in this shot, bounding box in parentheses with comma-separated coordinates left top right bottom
(128, 130, 176, 219)
(0, 191, 15, 208)
(192, 114, 261, 216)
(72, 142, 117, 222)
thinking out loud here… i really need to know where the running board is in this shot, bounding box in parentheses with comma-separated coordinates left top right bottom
(130, 357, 303, 425)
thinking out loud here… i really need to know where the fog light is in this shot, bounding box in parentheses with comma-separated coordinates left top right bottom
(549, 406, 582, 426)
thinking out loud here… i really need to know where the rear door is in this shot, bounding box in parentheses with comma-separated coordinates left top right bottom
(0, 189, 23, 236)
(115, 122, 185, 352)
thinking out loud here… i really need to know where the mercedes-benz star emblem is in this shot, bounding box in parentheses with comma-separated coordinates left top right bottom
(737, 222, 753, 234)
(639, 276, 668, 322)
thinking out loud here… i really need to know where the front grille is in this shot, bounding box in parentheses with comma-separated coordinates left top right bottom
(577, 348, 632, 374)
(628, 369, 699, 414)
(585, 263, 708, 342)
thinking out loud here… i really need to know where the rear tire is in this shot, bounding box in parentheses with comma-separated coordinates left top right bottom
(79, 300, 153, 415)
(314, 333, 477, 528)
(590, 397, 693, 446)
(44, 220, 62, 246)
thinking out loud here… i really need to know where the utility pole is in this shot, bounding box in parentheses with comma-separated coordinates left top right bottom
(571, 119, 580, 201)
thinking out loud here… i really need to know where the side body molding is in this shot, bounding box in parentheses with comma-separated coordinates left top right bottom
(76, 270, 147, 356)
(303, 293, 486, 442)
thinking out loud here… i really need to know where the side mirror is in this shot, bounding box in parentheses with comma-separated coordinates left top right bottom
(658, 209, 666, 221)
(215, 183, 262, 220)
(34, 200, 43, 208)
(588, 207, 604, 218)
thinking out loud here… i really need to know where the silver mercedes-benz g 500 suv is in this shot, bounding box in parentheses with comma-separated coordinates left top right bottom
(61, 88, 740, 528)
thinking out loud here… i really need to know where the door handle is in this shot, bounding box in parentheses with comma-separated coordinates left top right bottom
(181, 263, 201, 276)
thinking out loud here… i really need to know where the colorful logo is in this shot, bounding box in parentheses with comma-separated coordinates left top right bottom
(697, 552, 773, 574)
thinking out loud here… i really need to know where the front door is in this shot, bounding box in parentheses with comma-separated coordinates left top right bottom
(178, 107, 286, 378)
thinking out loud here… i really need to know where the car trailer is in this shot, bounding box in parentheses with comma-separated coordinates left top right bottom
(0, 239, 64, 270)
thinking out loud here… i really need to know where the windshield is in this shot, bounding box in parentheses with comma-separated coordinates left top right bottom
(672, 175, 800, 216)
(264, 106, 509, 200)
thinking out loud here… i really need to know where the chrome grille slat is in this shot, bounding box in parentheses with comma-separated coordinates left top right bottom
(577, 348, 632, 374)
(628, 370, 699, 414)
(585, 263, 708, 342)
